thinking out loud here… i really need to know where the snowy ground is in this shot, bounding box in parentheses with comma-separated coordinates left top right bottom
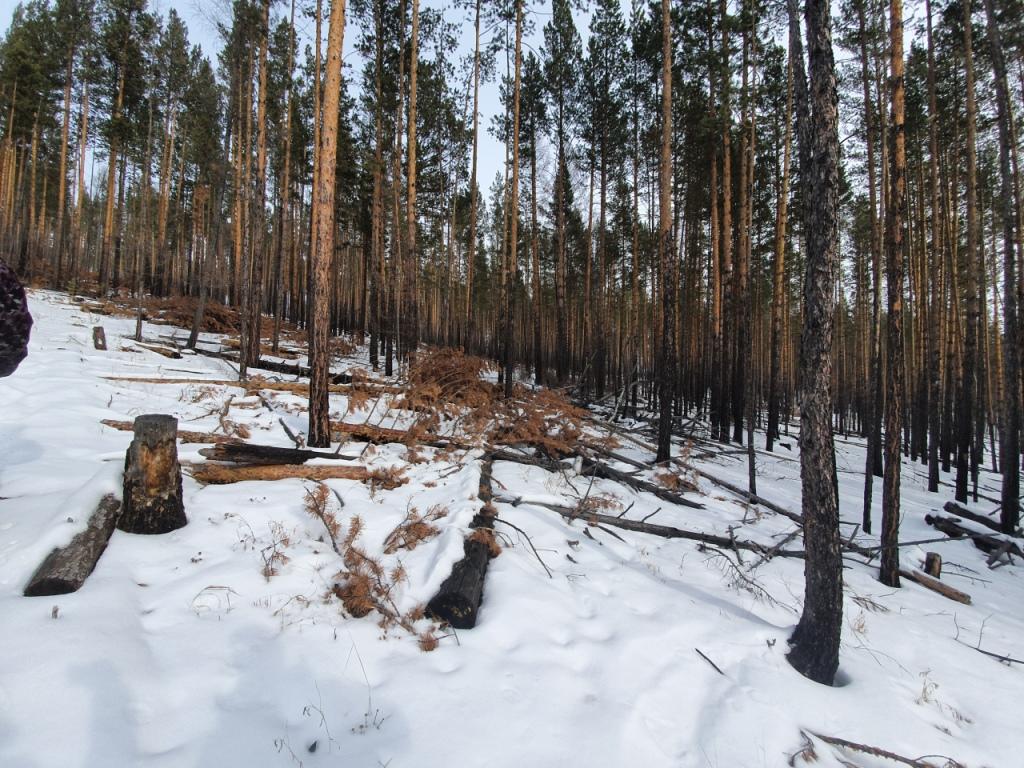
(1, 290, 1021, 768)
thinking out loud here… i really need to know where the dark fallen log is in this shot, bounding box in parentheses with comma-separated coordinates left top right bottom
(488, 448, 705, 510)
(942, 500, 1018, 537)
(249, 356, 353, 384)
(427, 460, 498, 629)
(133, 341, 182, 359)
(198, 442, 359, 465)
(694, 468, 803, 525)
(925, 514, 1024, 560)
(501, 494, 804, 559)
(24, 494, 121, 596)
(331, 421, 451, 448)
(580, 457, 704, 509)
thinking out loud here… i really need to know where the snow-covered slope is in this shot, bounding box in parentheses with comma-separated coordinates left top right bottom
(0, 291, 1020, 768)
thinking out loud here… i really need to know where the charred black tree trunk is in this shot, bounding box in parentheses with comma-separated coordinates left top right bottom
(786, 0, 843, 687)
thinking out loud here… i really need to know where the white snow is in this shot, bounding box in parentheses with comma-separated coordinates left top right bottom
(1, 290, 1021, 768)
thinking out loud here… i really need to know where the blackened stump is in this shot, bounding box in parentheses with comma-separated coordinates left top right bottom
(118, 415, 187, 534)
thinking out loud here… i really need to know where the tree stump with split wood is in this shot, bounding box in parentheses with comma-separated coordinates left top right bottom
(92, 326, 107, 350)
(118, 414, 187, 534)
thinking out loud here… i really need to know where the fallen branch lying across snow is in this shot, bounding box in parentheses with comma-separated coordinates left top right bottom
(804, 730, 967, 768)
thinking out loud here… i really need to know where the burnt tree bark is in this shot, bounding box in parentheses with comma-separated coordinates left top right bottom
(427, 460, 497, 628)
(879, 0, 907, 588)
(786, 0, 843, 687)
(118, 415, 187, 534)
(655, 0, 674, 463)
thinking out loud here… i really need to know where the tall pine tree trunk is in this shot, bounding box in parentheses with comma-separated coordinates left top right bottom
(982, 0, 1021, 533)
(879, 0, 907, 588)
(308, 0, 348, 447)
(655, 0, 674, 463)
(787, 0, 842, 686)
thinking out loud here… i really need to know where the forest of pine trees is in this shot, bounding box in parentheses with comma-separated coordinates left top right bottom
(2, 0, 1023, 686)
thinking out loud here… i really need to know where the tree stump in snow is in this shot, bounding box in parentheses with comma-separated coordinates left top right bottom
(92, 326, 107, 350)
(924, 552, 942, 578)
(24, 494, 122, 596)
(118, 415, 187, 534)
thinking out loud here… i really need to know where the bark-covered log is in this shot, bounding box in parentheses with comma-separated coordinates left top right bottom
(101, 418, 239, 444)
(189, 463, 370, 484)
(522, 498, 804, 558)
(899, 568, 971, 605)
(580, 457, 703, 509)
(118, 415, 187, 534)
(92, 326, 107, 350)
(427, 460, 497, 629)
(24, 494, 121, 596)
(942, 500, 1016, 536)
(251, 356, 352, 384)
(426, 538, 493, 629)
(694, 467, 801, 523)
(488, 448, 705, 510)
(133, 341, 182, 359)
(198, 442, 359, 465)
(925, 514, 1024, 558)
(924, 552, 942, 578)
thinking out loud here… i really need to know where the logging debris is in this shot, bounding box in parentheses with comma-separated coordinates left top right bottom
(427, 460, 499, 629)
(198, 442, 360, 465)
(23, 494, 121, 597)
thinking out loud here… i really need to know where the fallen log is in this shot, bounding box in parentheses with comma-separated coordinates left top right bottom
(925, 514, 1024, 559)
(500, 494, 804, 559)
(427, 460, 498, 629)
(942, 500, 1018, 536)
(331, 421, 451, 448)
(131, 341, 182, 359)
(246, 356, 353, 384)
(694, 468, 803, 524)
(101, 419, 239, 444)
(188, 463, 370, 485)
(198, 442, 359, 465)
(581, 457, 704, 509)
(102, 374, 360, 396)
(24, 494, 122, 597)
(488, 448, 705, 510)
(899, 568, 971, 605)
(119, 414, 187, 534)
